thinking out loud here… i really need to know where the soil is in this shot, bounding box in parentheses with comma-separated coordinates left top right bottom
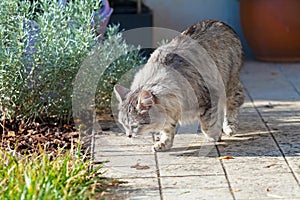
(0, 116, 124, 197)
(0, 114, 122, 155)
(0, 118, 80, 154)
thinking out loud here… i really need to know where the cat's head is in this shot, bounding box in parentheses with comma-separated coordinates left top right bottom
(114, 84, 166, 137)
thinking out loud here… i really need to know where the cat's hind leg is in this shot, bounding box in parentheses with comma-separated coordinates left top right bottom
(223, 80, 244, 135)
(152, 124, 176, 152)
(199, 105, 224, 142)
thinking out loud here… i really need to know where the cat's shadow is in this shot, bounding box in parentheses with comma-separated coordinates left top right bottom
(165, 128, 299, 157)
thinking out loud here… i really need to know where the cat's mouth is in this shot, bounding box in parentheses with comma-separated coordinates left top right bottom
(126, 132, 137, 138)
(125, 125, 158, 138)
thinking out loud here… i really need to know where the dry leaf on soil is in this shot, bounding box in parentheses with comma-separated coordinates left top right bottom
(8, 131, 15, 137)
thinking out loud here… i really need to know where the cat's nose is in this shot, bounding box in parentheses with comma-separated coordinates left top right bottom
(126, 131, 132, 138)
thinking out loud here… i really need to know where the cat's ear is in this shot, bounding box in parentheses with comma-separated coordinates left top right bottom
(114, 84, 130, 102)
(137, 90, 154, 110)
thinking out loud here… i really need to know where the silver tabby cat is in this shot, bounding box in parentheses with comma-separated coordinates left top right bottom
(114, 20, 244, 151)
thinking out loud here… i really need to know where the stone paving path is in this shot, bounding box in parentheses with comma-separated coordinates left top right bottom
(94, 61, 300, 200)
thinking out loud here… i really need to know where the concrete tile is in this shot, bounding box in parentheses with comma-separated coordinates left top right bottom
(253, 102, 300, 130)
(94, 133, 155, 156)
(237, 115, 268, 133)
(153, 132, 218, 158)
(157, 156, 224, 176)
(218, 134, 282, 157)
(158, 164, 223, 177)
(238, 108, 259, 117)
(118, 177, 159, 188)
(155, 138, 222, 176)
(105, 177, 160, 200)
(279, 63, 300, 93)
(222, 156, 291, 174)
(261, 115, 300, 133)
(100, 154, 156, 167)
(241, 62, 300, 100)
(99, 154, 157, 179)
(163, 187, 233, 200)
(239, 101, 258, 115)
(272, 131, 300, 156)
(269, 123, 300, 132)
(161, 176, 233, 200)
(95, 132, 154, 146)
(168, 134, 217, 155)
(228, 172, 300, 199)
(158, 142, 218, 158)
(251, 101, 300, 136)
(171, 132, 206, 145)
(101, 164, 157, 179)
(237, 98, 268, 134)
(253, 100, 300, 114)
(94, 144, 154, 156)
(285, 157, 300, 183)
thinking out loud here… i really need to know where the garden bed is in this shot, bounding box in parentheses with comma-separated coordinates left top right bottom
(0, 119, 79, 154)
(0, 116, 125, 199)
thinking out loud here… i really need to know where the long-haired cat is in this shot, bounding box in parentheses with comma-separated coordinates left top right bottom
(114, 20, 244, 151)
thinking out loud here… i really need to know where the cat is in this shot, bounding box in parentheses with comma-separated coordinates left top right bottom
(114, 20, 244, 151)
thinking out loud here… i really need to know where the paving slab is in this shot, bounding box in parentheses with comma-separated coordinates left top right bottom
(158, 156, 224, 177)
(273, 131, 300, 156)
(278, 62, 300, 94)
(94, 61, 300, 199)
(241, 61, 300, 100)
(228, 172, 300, 199)
(100, 154, 157, 178)
(285, 157, 300, 183)
(95, 133, 158, 179)
(221, 156, 291, 174)
(105, 177, 161, 200)
(160, 176, 233, 200)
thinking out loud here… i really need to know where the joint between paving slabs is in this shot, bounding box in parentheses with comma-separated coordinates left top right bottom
(216, 144, 237, 200)
(243, 84, 300, 187)
(152, 132, 164, 200)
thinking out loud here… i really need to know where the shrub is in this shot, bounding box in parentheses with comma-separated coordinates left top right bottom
(95, 29, 146, 114)
(0, 0, 144, 124)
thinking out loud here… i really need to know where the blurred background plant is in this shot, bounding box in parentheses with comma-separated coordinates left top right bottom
(95, 28, 146, 115)
(0, 0, 144, 124)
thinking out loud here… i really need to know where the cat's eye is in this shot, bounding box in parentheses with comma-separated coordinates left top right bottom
(130, 125, 138, 129)
(139, 120, 149, 125)
(129, 106, 137, 112)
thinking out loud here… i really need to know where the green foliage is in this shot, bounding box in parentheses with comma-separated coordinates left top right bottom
(0, 0, 96, 122)
(95, 29, 146, 114)
(0, 145, 104, 200)
(0, 0, 144, 123)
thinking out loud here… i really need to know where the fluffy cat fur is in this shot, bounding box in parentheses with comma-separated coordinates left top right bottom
(114, 20, 244, 151)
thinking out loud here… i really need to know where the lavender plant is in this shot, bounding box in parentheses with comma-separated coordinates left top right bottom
(0, 0, 143, 123)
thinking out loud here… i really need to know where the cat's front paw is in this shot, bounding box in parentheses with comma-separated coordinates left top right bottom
(152, 141, 173, 152)
(205, 136, 221, 142)
(223, 125, 236, 136)
(203, 133, 221, 142)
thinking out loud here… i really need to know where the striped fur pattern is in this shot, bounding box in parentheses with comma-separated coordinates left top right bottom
(114, 20, 244, 151)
